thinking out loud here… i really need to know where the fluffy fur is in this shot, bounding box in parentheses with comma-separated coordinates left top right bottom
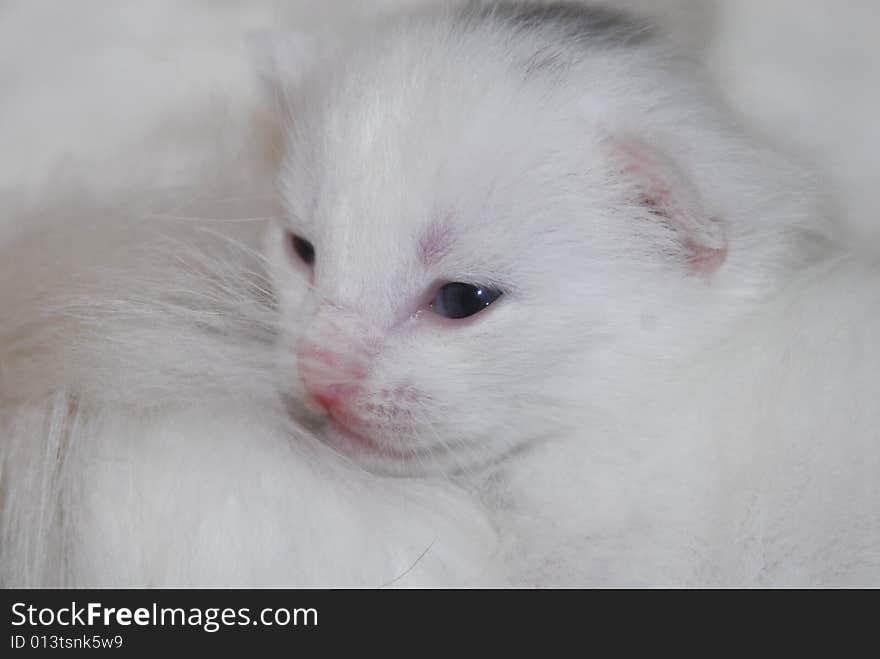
(2, 1, 879, 586)
(0, 196, 499, 586)
(268, 2, 832, 474)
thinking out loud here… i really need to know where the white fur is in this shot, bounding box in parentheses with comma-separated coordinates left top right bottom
(268, 3, 833, 473)
(2, 395, 498, 586)
(266, 2, 880, 583)
(0, 194, 498, 587)
(2, 1, 879, 586)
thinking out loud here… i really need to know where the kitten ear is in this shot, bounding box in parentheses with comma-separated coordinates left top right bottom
(248, 30, 321, 94)
(610, 137, 728, 275)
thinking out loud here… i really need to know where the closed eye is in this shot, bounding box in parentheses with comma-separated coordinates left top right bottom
(287, 232, 315, 266)
(431, 283, 503, 319)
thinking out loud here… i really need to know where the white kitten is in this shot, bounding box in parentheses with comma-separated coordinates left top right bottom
(264, 1, 825, 475)
(263, 1, 880, 583)
(2, 1, 879, 587)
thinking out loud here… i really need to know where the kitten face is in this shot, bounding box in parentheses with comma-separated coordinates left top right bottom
(264, 8, 737, 475)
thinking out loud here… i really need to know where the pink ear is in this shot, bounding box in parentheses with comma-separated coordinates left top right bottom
(611, 137, 727, 275)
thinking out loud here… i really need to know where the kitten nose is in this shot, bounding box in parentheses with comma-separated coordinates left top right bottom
(297, 344, 366, 413)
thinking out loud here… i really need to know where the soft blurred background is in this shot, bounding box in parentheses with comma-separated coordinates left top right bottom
(1, 1, 878, 241)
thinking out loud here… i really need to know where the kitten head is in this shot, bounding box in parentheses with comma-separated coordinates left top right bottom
(260, 2, 824, 475)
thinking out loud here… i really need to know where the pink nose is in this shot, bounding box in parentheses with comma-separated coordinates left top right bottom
(297, 345, 366, 414)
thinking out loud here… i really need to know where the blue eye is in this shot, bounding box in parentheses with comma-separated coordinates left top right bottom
(431, 283, 503, 319)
